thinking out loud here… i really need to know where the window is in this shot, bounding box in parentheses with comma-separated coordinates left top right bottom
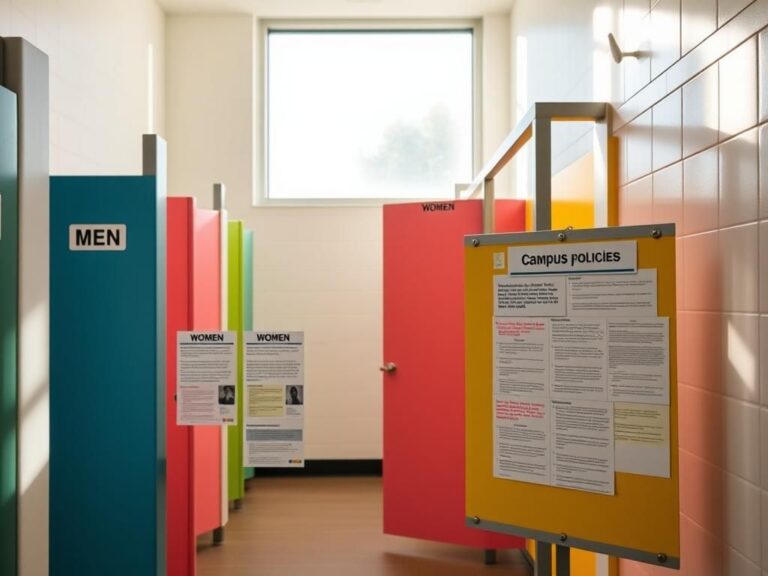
(263, 24, 477, 202)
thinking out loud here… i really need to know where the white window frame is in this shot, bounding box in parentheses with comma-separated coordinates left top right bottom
(255, 18, 483, 206)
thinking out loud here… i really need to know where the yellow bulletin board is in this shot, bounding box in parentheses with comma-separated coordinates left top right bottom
(464, 224, 679, 569)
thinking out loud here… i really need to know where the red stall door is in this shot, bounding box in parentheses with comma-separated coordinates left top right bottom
(167, 199, 223, 576)
(383, 199, 525, 549)
(191, 208, 224, 538)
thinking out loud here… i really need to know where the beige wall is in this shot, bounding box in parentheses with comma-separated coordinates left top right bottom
(0, 1, 165, 575)
(166, 13, 512, 459)
(511, 0, 768, 575)
(0, 0, 166, 176)
(165, 14, 384, 459)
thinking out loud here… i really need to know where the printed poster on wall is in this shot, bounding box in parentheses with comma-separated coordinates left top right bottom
(491, 240, 672, 495)
(177, 331, 237, 425)
(244, 331, 305, 468)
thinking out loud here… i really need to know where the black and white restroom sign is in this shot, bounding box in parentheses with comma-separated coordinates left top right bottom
(69, 224, 127, 251)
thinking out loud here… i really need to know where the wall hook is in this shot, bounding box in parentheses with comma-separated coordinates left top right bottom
(608, 33, 641, 63)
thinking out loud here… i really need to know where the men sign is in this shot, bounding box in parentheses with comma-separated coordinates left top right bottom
(69, 224, 126, 251)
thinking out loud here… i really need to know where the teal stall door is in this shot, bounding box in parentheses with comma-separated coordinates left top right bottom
(0, 85, 18, 576)
(50, 175, 166, 576)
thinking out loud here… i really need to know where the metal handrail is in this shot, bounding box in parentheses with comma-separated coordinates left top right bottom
(458, 102, 611, 233)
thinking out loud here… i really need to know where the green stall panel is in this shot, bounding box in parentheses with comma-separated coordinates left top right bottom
(227, 225, 256, 497)
(0, 83, 18, 576)
(227, 221, 245, 503)
(243, 229, 253, 333)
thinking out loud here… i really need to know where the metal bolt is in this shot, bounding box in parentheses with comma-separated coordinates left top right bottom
(559, 533, 568, 542)
(656, 553, 667, 564)
(472, 516, 481, 525)
(472, 238, 480, 247)
(557, 232, 567, 242)
(651, 228, 662, 239)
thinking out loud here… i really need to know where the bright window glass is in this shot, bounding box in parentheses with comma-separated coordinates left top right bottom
(266, 29, 475, 200)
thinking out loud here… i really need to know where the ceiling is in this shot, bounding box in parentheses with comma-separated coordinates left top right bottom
(157, 0, 515, 18)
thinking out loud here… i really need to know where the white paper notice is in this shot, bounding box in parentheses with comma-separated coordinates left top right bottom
(494, 275, 567, 317)
(608, 318, 669, 404)
(567, 269, 657, 316)
(549, 318, 607, 400)
(243, 331, 305, 468)
(614, 402, 670, 477)
(494, 398, 550, 486)
(177, 331, 237, 425)
(494, 318, 549, 397)
(551, 400, 615, 495)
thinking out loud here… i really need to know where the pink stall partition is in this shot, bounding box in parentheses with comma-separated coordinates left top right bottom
(382, 199, 526, 549)
(191, 208, 223, 536)
(167, 198, 222, 576)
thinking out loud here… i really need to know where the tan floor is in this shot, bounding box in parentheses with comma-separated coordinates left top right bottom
(197, 476, 532, 576)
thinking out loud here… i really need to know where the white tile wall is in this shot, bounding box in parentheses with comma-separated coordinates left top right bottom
(719, 224, 759, 313)
(626, 110, 653, 181)
(681, 0, 717, 55)
(650, 0, 680, 78)
(719, 130, 759, 227)
(723, 471, 763, 564)
(682, 64, 719, 157)
(723, 396, 761, 483)
(759, 31, 768, 122)
(678, 382, 723, 466)
(652, 88, 682, 170)
(762, 489, 768, 566)
(4, 0, 165, 175)
(652, 162, 683, 227)
(722, 313, 760, 402)
(620, 174, 653, 224)
(679, 311, 723, 394)
(759, 126, 768, 218)
(512, 1, 768, 574)
(719, 38, 758, 140)
(761, 407, 768, 486)
(725, 548, 762, 576)
(683, 147, 719, 234)
(679, 443, 724, 528)
(683, 231, 720, 313)
(718, 0, 755, 26)
(625, 12, 652, 97)
(762, 317, 768, 405)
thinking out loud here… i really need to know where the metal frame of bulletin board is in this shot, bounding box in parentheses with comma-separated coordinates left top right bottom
(459, 101, 620, 576)
(464, 223, 679, 571)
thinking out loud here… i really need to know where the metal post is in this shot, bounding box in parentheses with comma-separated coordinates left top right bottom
(592, 110, 611, 228)
(484, 549, 497, 565)
(3, 36, 50, 576)
(142, 133, 167, 180)
(213, 182, 229, 533)
(532, 112, 558, 576)
(482, 178, 495, 233)
(531, 117, 552, 232)
(556, 545, 570, 576)
(535, 541, 552, 576)
(213, 182, 226, 211)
